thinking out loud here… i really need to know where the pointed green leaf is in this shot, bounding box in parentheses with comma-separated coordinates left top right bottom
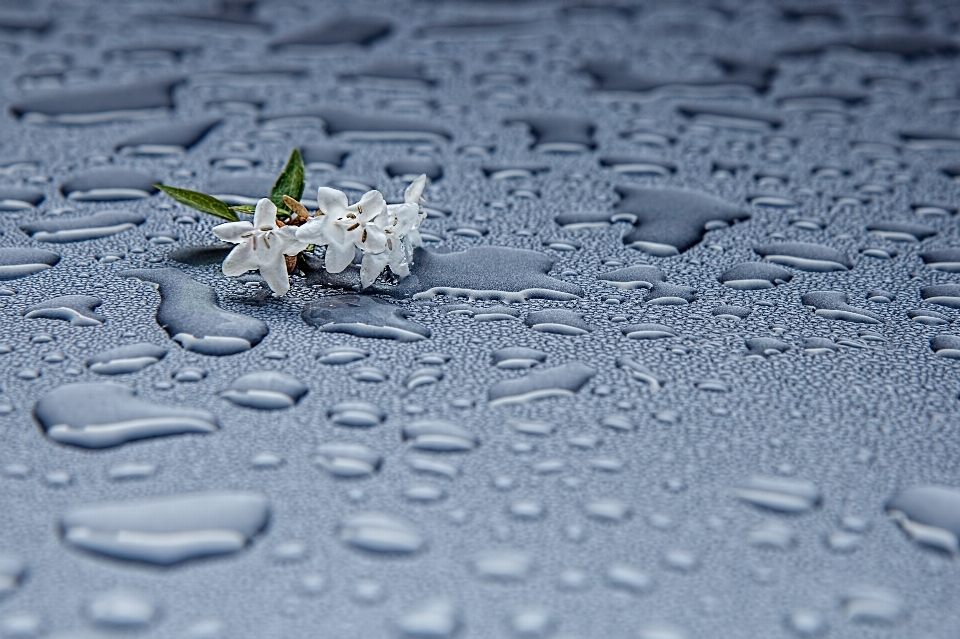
(229, 204, 257, 214)
(269, 148, 305, 210)
(155, 184, 238, 221)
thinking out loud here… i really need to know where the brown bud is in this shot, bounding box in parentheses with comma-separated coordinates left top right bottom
(284, 254, 298, 274)
(282, 195, 310, 220)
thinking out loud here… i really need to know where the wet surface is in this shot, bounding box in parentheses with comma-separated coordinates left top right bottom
(2, 1, 960, 637)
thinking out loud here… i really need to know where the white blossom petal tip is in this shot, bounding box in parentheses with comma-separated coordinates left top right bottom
(404, 174, 427, 204)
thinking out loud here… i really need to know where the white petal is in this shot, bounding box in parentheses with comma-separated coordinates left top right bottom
(360, 252, 388, 289)
(317, 187, 349, 216)
(359, 225, 387, 253)
(296, 217, 332, 244)
(254, 198, 278, 230)
(406, 228, 423, 249)
(213, 221, 253, 243)
(404, 174, 427, 204)
(388, 253, 410, 278)
(275, 226, 310, 255)
(392, 202, 420, 237)
(258, 251, 290, 295)
(221, 242, 258, 276)
(355, 190, 386, 223)
(325, 240, 357, 273)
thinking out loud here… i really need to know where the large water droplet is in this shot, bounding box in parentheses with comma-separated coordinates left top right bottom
(733, 476, 821, 513)
(121, 268, 268, 355)
(24, 295, 104, 326)
(302, 295, 430, 341)
(221, 371, 308, 409)
(34, 382, 218, 449)
(61, 491, 269, 565)
(339, 512, 425, 554)
(0, 248, 60, 281)
(87, 343, 167, 375)
(488, 362, 595, 405)
(887, 485, 960, 553)
(314, 442, 382, 478)
(85, 589, 157, 628)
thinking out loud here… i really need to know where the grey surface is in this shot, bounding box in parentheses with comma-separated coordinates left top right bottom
(1, 1, 960, 637)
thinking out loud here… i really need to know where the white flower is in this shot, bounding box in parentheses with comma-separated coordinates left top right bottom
(359, 174, 428, 289)
(388, 173, 427, 252)
(212, 198, 308, 296)
(296, 187, 386, 273)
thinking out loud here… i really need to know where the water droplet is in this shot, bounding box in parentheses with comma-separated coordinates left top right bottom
(472, 549, 532, 582)
(116, 117, 221, 155)
(61, 491, 269, 565)
(887, 485, 960, 553)
(645, 282, 697, 305)
(585, 499, 631, 522)
(381, 247, 582, 302)
(745, 338, 791, 358)
(107, 462, 157, 481)
(930, 335, 960, 359)
(601, 156, 676, 176)
(403, 420, 477, 452)
(313, 443, 382, 478)
(328, 401, 385, 428)
(87, 343, 167, 375)
(302, 295, 430, 341)
(509, 606, 554, 637)
(264, 108, 448, 143)
(488, 362, 595, 405)
(396, 598, 461, 638)
(34, 383, 218, 449)
(617, 356, 664, 391)
(0, 554, 26, 598)
(733, 476, 821, 513)
(121, 269, 268, 355)
(0, 248, 60, 281)
(612, 187, 748, 256)
(801, 291, 882, 324)
(621, 323, 677, 340)
(754, 242, 852, 272)
(24, 295, 104, 326)
(920, 248, 960, 272)
(174, 366, 207, 382)
(10, 77, 181, 123)
(597, 265, 665, 290)
(719, 262, 793, 289)
(605, 563, 651, 593)
(785, 609, 827, 636)
(405, 367, 443, 390)
(921, 284, 960, 308)
(221, 371, 308, 409)
(402, 483, 444, 503)
(0, 612, 41, 638)
(867, 221, 937, 242)
(507, 115, 595, 152)
(748, 519, 796, 549)
(316, 346, 369, 365)
(840, 585, 903, 624)
(85, 589, 157, 628)
(339, 512, 425, 554)
(678, 103, 782, 130)
(509, 419, 554, 436)
(493, 347, 547, 369)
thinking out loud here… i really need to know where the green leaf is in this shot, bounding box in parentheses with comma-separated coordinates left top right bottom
(269, 148, 305, 210)
(229, 204, 257, 214)
(155, 184, 238, 222)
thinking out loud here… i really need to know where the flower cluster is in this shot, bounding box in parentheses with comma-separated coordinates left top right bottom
(213, 175, 426, 295)
(154, 148, 428, 296)
(297, 174, 427, 290)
